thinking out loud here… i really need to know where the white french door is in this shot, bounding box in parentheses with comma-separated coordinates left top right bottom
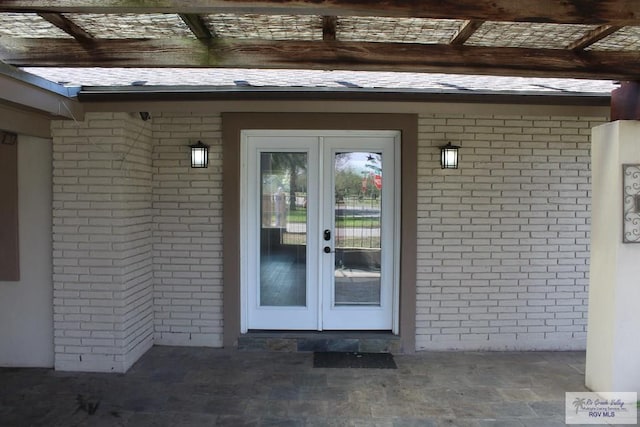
(241, 130, 399, 332)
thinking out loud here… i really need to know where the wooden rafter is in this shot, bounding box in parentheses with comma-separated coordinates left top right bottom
(2, 0, 640, 26)
(179, 13, 215, 40)
(37, 12, 93, 41)
(322, 16, 337, 41)
(569, 25, 622, 50)
(2, 38, 640, 80)
(450, 20, 484, 45)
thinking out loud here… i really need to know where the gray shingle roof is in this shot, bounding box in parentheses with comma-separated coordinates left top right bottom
(23, 67, 616, 96)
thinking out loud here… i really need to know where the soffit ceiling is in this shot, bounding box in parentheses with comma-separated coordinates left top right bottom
(1, 1, 640, 80)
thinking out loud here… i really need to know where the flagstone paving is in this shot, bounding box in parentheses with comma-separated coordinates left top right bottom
(0, 347, 618, 426)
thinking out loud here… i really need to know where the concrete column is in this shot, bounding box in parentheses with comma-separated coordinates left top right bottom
(586, 121, 640, 393)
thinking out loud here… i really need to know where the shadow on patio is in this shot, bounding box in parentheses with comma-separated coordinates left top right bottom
(0, 347, 591, 426)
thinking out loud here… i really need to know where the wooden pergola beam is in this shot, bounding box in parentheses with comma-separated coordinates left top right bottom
(179, 13, 215, 40)
(2, 0, 640, 26)
(450, 20, 484, 45)
(2, 38, 640, 80)
(611, 81, 640, 121)
(569, 24, 622, 50)
(322, 16, 337, 41)
(37, 12, 93, 41)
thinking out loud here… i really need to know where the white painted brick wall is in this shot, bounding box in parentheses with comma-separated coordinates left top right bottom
(52, 113, 153, 372)
(52, 111, 224, 372)
(152, 113, 224, 347)
(416, 113, 606, 351)
(120, 117, 154, 366)
(52, 109, 605, 362)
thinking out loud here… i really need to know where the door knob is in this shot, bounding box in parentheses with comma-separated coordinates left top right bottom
(323, 246, 331, 254)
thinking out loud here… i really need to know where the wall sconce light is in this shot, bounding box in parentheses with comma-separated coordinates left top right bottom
(190, 141, 209, 168)
(440, 142, 460, 169)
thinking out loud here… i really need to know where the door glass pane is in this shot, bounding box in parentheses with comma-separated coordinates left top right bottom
(260, 152, 308, 306)
(334, 152, 382, 306)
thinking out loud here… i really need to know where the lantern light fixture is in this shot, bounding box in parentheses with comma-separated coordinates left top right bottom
(190, 141, 209, 168)
(440, 142, 460, 169)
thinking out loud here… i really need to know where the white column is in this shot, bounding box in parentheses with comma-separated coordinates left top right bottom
(586, 121, 640, 393)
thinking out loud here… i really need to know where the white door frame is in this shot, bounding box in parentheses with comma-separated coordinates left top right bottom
(240, 130, 401, 333)
(320, 136, 398, 330)
(241, 135, 320, 330)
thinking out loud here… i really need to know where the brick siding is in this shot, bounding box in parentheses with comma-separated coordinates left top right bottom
(416, 114, 607, 350)
(152, 113, 224, 347)
(52, 113, 153, 372)
(52, 110, 605, 368)
(52, 112, 224, 371)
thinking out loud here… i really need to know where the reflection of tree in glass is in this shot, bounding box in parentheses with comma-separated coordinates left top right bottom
(263, 153, 307, 211)
(335, 166, 363, 197)
(335, 152, 381, 198)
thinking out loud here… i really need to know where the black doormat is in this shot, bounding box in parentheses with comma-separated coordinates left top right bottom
(313, 352, 397, 369)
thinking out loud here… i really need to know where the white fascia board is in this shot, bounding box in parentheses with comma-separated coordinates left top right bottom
(0, 63, 83, 120)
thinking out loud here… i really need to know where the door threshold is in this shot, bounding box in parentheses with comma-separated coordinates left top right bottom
(238, 330, 400, 353)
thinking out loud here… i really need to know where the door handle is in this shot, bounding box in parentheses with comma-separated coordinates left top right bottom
(323, 246, 331, 254)
(323, 229, 331, 241)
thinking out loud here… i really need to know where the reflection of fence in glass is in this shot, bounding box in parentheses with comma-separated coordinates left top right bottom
(334, 196, 381, 249)
(279, 195, 380, 248)
(278, 193, 307, 246)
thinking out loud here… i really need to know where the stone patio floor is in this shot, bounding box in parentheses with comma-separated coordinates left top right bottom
(0, 347, 626, 426)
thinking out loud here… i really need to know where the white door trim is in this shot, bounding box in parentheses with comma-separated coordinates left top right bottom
(240, 130, 400, 333)
(319, 135, 398, 330)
